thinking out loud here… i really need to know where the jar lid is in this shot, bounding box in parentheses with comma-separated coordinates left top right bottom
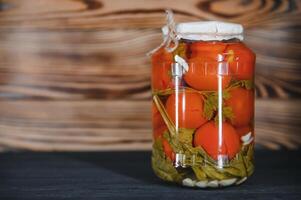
(162, 21, 244, 41)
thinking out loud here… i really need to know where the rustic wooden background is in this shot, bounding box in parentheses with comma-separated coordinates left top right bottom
(0, 0, 300, 151)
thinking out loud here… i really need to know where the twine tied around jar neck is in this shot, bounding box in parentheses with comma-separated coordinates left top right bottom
(147, 9, 180, 56)
(147, 11, 244, 57)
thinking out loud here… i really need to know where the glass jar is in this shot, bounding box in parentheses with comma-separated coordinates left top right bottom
(151, 21, 255, 188)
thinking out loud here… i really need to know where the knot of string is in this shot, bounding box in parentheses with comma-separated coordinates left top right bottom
(147, 9, 179, 56)
(164, 9, 179, 52)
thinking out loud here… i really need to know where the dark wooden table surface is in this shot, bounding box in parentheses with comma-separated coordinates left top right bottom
(0, 150, 300, 200)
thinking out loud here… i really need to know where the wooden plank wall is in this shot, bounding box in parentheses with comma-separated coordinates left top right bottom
(0, 0, 300, 151)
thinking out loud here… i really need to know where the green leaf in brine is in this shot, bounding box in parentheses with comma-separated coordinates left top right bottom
(203, 92, 218, 120)
(200, 165, 231, 180)
(222, 166, 245, 178)
(214, 106, 234, 123)
(227, 152, 248, 177)
(242, 80, 254, 90)
(152, 157, 182, 183)
(192, 166, 207, 181)
(162, 128, 196, 155)
(152, 139, 182, 182)
(227, 79, 254, 90)
(220, 144, 255, 178)
(222, 90, 231, 100)
(195, 146, 217, 166)
(223, 106, 234, 121)
(222, 156, 247, 178)
(183, 144, 243, 181)
(246, 161, 254, 176)
(203, 91, 233, 122)
(177, 128, 195, 146)
(163, 131, 183, 153)
(247, 143, 254, 160)
(194, 146, 246, 178)
(243, 143, 255, 176)
(183, 145, 217, 168)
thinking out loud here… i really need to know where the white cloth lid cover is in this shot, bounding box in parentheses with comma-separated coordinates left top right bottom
(162, 21, 244, 41)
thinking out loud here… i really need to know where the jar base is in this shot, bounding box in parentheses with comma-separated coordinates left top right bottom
(152, 153, 254, 189)
(181, 176, 249, 188)
(153, 164, 254, 189)
(153, 168, 254, 189)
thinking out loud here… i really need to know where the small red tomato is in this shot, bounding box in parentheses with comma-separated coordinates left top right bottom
(190, 42, 227, 60)
(166, 91, 207, 129)
(226, 88, 254, 127)
(184, 42, 231, 91)
(151, 47, 173, 90)
(153, 125, 167, 140)
(194, 121, 241, 160)
(225, 43, 255, 80)
(184, 57, 232, 91)
(152, 102, 165, 130)
(162, 138, 175, 161)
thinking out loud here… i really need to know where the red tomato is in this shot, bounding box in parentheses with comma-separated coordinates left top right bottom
(166, 91, 207, 129)
(152, 102, 165, 130)
(226, 88, 254, 127)
(162, 138, 175, 161)
(184, 57, 232, 91)
(190, 42, 227, 60)
(184, 42, 231, 91)
(151, 47, 173, 90)
(194, 121, 240, 160)
(225, 43, 255, 80)
(153, 125, 167, 140)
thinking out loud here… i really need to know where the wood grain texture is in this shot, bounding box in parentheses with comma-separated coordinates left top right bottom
(0, 0, 300, 151)
(0, 99, 300, 151)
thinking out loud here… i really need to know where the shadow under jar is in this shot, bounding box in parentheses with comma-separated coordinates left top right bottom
(151, 21, 256, 188)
